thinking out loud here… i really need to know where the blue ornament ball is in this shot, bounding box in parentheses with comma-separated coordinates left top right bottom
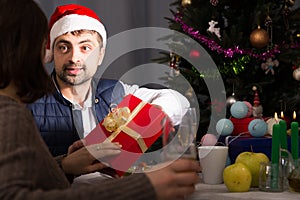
(216, 118, 234, 136)
(230, 101, 248, 119)
(248, 119, 267, 137)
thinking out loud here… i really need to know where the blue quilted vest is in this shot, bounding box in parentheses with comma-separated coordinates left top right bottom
(27, 74, 125, 156)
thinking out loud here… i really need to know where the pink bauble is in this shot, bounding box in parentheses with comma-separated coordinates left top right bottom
(243, 101, 253, 117)
(201, 134, 218, 146)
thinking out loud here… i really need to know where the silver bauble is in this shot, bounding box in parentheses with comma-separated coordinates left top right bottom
(293, 68, 300, 81)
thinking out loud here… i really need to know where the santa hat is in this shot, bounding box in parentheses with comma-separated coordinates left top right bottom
(45, 4, 107, 63)
(252, 86, 260, 106)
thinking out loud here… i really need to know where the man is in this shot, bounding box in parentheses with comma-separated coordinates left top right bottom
(27, 4, 189, 158)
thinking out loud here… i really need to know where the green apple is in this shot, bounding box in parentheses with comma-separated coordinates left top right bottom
(235, 151, 269, 187)
(223, 163, 252, 192)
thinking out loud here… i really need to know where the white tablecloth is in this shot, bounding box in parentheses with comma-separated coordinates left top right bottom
(188, 183, 299, 200)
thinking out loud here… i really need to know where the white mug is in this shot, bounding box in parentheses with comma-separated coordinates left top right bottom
(198, 146, 228, 184)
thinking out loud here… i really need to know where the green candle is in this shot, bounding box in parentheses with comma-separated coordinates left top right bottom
(291, 121, 299, 161)
(271, 124, 280, 164)
(279, 120, 288, 157)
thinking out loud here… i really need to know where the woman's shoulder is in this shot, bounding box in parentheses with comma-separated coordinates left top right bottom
(0, 95, 38, 140)
(0, 95, 33, 119)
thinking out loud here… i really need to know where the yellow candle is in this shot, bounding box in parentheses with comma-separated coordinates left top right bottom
(274, 112, 278, 123)
(281, 111, 284, 119)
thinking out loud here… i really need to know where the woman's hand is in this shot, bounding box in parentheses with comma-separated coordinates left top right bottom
(145, 159, 200, 200)
(61, 140, 121, 175)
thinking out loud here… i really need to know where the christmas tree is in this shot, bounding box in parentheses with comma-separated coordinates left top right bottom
(158, 0, 300, 140)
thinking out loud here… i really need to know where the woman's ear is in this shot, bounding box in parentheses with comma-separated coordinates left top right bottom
(97, 47, 105, 65)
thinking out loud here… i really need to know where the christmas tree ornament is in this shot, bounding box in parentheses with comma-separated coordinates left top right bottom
(264, 15, 273, 27)
(243, 101, 253, 117)
(216, 118, 234, 136)
(168, 52, 180, 78)
(169, 52, 180, 70)
(261, 57, 279, 75)
(181, 0, 191, 7)
(282, 4, 292, 16)
(281, 2, 292, 29)
(252, 86, 263, 118)
(249, 26, 269, 48)
(266, 117, 282, 135)
(210, 0, 219, 6)
(200, 133, 218, 146)
(230, 101, 248, 119)
(226, 84, 236, 105)
(207, 20, 221, 39)
(175, 14, 279, 61)
(293, 67, 300, 81)
(226, 95, 236, 105)
(286, 0, 295, 7)
(248, 119, 267, 137)
(265, 15, 273, 45)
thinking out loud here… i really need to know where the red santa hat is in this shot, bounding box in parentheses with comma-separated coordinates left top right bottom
(45, 4, 107, 63)
(252, 86, 260, 106)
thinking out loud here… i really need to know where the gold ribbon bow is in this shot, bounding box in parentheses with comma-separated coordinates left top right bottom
(102, 107, 131, 132)
(102, 102, 148, 153)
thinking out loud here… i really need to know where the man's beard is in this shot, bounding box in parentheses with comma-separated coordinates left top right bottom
(57, 63, 92, 86)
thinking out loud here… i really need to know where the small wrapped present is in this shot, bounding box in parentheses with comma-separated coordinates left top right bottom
(85, 94, 171, 176)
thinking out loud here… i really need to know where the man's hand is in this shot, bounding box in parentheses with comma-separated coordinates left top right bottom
(61, 140, 121, 175)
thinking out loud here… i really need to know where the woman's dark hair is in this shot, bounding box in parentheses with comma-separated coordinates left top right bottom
(0, 0, 54, 103)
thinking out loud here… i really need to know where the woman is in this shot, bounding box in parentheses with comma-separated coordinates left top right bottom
(0, 0, 200, 199)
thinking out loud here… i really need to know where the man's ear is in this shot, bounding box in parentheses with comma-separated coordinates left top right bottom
(97, 47, 105, 65)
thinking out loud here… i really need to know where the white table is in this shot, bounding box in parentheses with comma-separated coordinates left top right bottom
(188, 183, 299, 200)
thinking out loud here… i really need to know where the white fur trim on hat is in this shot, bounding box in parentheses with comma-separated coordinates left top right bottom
(45, 14, 107, 63)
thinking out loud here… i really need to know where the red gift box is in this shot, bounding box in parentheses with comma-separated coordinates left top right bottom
(230, 117, 270, 136)
(230, 117, 254, 136)
(85, 94, 171, 176)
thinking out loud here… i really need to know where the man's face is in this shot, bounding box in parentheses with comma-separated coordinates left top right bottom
(53, 31, 104, 86)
